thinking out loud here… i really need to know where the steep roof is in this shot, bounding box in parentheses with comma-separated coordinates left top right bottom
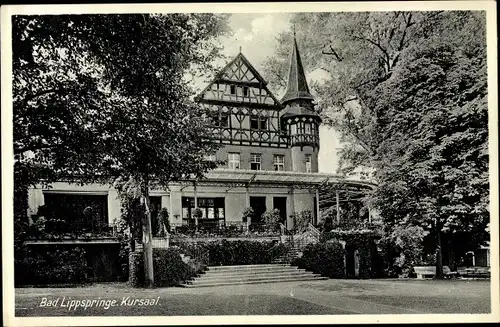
(280, 37, 314, 105)
(195, 52, 280, 106)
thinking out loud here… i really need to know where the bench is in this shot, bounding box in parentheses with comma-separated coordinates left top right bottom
(457, 267, 491, 278)
(413, 266, 458, 279)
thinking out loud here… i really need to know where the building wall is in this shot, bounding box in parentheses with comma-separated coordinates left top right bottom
(27, 182, 317, 230)
(216, 145, 291, 171)
(290, 145, 319, 173)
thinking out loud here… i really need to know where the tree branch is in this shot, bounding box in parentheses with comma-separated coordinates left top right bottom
(322, 45, 343, 61)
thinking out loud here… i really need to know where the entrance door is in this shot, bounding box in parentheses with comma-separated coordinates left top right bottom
(273, 197, 287, 225)
(250, 196, 266, 224)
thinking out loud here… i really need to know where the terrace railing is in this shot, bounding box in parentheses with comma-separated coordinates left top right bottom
(168, 221, 283, 240)
(26, 220, 118, 240)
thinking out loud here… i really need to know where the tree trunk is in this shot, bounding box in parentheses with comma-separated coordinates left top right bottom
(141, 183, 154, 287)
(435, 229, 444, 279)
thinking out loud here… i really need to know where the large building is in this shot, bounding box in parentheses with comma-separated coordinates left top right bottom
(27, 36, 375, 236)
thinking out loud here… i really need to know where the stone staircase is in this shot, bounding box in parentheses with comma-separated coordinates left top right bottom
(180, 264, 327, 288)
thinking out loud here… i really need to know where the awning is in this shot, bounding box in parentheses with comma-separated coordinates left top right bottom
(181, 168, 376, 190)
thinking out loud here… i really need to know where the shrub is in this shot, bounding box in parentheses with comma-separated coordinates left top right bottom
(130, 248, 196, 287)
(294, 241, 345, 278)
(15, 246, 90, 286)
(156, 208, 170, 236)
(262, 209, 281, 232)
(242, 207, 254, 223)
(381, 224, 429, 277)
(176, 240, 278, 266)
(153, 247, 195, 287)
(291, 210, 313, 233)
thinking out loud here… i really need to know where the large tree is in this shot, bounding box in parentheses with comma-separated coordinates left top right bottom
(263, 11, 489, 277)
(13, 14, 230, 286)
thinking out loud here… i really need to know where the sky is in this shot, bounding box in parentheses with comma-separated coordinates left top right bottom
(209, 13, 343, 174)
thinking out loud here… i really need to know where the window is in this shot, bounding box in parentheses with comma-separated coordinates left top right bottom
(260, 117, 268, 130)
(181, 197, 225, 226)
(243, 86, 249, 97)
(43, 193, 108, 232)
(230, 85, 236, 94)
(273, 155, 285, 171)
(305, 154, 312, 173)
(203, 154, 216, 161)
(250, 116, 268, 130)
(250, 154, 261, 170)
(228, 153, 240, 169)
(290, 124, 297, 135)
(305, 123, 311, 134)
(250, 116, 259, 130)
(212, 112, 229, 128)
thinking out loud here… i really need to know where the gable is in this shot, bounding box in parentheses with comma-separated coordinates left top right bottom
(195, 53, 281, 107)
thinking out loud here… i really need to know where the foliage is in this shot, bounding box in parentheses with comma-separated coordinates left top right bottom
(13, 14, 230, 287)
(264, 11, 489, 277)
(15, 246, 90, 286)
(152, 248, 196, 287)
(242, 207, 254, 223)
(292, 241, 345, 278)
(156, 208, 170, 236)
(192, 208, 203, 220)
(176, 240, 279, 266)
(261, 209, 281, 232)
(379, 224, 436, 277)
(291, 210, 313, 233)
(130, 248, 196, 287)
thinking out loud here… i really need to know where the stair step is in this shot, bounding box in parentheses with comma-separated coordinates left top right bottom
(188, 273, 321, 284)
(206, 264, 289, 271)
(204, 267, 299, 275)
(181, 275, 327, 288)
(195, 270, 309, 280)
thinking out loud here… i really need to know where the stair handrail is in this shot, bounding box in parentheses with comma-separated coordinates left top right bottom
(307, 223, 321, 239)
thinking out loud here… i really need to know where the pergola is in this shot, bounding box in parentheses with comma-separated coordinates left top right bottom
(178, 168, 377, 225)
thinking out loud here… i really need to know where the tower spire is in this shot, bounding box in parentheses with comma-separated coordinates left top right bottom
(281, 28, 314, 105)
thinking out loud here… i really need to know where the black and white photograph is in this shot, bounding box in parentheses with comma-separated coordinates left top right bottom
(1, 1, 498, 326)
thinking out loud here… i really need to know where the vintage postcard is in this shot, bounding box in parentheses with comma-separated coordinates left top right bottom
(1, 1, 498, 326)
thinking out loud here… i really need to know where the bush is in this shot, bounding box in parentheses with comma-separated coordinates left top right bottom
(291, 210, 313, 233)
(381, 224, 429, 277)
(130, 248, 197, 287)
(153, 248, 195, 287)
(157, 208, 170, 236)
(262, 209, 281, 232)
(176, 240, 279, 266)
(15, 246, 90, 286)
(292, 241, 345, 278)
(242, 207, 254, 223)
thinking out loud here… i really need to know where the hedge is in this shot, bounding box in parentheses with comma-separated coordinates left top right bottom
(15, 246, 90, 286)
(175, 239, 285, 266)
(129, 247, 200, 287)
(291, 241, 345, 278)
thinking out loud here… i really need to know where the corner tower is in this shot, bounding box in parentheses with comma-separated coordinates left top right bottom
(280, 34, 321, 173)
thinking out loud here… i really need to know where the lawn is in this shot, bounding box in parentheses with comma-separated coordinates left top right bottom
(14, 278, 491, 317)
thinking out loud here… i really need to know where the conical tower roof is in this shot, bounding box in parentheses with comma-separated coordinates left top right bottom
(280, 36, 314, 105)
